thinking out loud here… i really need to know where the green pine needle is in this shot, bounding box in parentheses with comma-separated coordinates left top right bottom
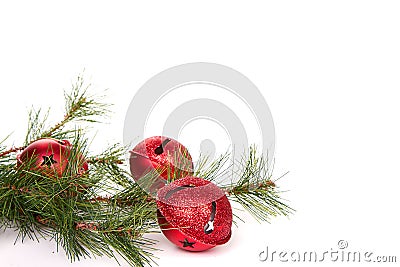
(197, 146, 295, 222)
(0, 76, 157, 267)
(0, 74, 294, 267)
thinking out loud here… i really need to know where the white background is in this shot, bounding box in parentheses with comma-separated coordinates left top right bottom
(1, 1, 399, 266)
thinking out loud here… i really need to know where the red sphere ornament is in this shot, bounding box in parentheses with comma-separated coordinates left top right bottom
(129, 136, 193, 194)
(157, 176, 232, 252)
(16, 138, 88, 178)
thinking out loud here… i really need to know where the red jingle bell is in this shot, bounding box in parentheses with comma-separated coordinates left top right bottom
(16, 138, 88, 178)
(129, 136, 193, 194)
(157, 176, 232, 252)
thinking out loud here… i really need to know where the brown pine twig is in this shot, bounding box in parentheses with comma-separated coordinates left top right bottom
(0, 146, 25, 158)
(225, 179, 276, 196)
(40, 99, 83, 138)
(87, 158, 124, 165)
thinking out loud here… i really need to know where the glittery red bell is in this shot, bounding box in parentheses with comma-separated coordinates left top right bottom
(157, 176, 232, 252)
(16, 138, 88, 178)
(129, 136, 193, 194)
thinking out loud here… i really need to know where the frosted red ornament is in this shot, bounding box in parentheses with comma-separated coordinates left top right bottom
(16, 138, 88, 178)
(157, 176, 232, 252)
(129, 136, 193, 194)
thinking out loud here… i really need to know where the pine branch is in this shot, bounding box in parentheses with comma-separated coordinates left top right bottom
(193, 151, 232, 183)
(0, 134, 158, 266)
(88, 147, 131, 190)
(24, 107, 50, 145)
(0, 76, 158, 267)
(0, 73, 295, 267)
(36, 75, 110, 141)
(0, 135, 24, 159)
(88, 143, 125, 167)
(0, 146, 25, 158)
(159, 146, 294, 222)
(198, 146, 294, 222)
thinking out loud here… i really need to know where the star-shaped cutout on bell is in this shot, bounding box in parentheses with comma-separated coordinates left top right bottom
(41, 154, 57, 167)
(179, 238, 195, 248)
